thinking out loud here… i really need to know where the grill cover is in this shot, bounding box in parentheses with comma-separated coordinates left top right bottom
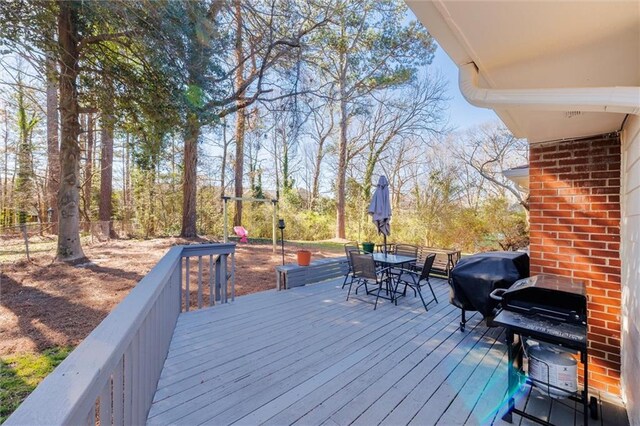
(449, 251, 529, 317)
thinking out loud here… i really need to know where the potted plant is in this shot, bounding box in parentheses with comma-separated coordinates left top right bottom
(362, 241, 375, 254)
(297, 246, 312, 266)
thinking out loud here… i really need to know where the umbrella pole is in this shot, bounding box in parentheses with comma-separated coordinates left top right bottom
(384, 234, 387, 257)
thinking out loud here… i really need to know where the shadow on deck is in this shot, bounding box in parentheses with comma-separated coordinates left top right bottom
(147, 278, 628, 426)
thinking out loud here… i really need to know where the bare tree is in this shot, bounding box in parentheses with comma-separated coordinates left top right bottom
(307, 101, 334, 208)
(453, 123, 529, 210)
(354, 77, 448, 202)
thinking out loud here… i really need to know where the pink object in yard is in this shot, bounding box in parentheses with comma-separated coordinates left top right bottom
(233, 226, 249, 243)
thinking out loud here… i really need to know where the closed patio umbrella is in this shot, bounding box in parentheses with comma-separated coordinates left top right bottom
(368, 175, 392, 255)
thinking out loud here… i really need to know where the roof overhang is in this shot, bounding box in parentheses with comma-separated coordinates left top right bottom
(407, 1, 640, 143)
(503, 166, 529, 192)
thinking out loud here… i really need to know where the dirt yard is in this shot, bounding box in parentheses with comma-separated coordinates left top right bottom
(0, 237, 341, 356)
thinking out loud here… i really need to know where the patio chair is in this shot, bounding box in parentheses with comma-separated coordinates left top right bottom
(391, 243, 419, 274)
(348, 252, 392, 310)
(376, 243, 395, 254)
(342, 243, 360, 289)
(394, 253, 438, 312)
(394, 243, 418, 258)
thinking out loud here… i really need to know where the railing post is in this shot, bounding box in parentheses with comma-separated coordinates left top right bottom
(215, 255, 222, 302)
(185, 257, 190, 312)
(221, 254, 228, 303)
(231, 252, 236, 301)
(197, 256, 203, 309)
(209, 254, 214, 306)
(223, 198, 228, 243)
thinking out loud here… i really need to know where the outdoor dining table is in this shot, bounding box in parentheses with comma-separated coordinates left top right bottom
(371, 253, 417, 303)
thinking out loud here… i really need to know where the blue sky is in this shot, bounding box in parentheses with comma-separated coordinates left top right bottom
(430, 43, 498, 131)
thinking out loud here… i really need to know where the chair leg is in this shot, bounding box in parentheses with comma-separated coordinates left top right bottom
(346, 277, 356, 301)
(341, 272, 350, 289)
(374, 282, 383, 310)
(426, 278, 438, 303)
(393, 278, 401, 306)
(416, 286, 428, 312)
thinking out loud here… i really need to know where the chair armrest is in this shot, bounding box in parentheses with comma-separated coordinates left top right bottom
(375, 266, 394, 278)
(395, 268, 419, 284)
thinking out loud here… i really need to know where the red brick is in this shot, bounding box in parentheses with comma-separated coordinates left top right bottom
(547, 210, 574, 218)
(590, 326, 616, 337)
(590, 265, 621, 275)
(559, 261, 589, 271)
(574, 240, 606, 250)
(607, 306, 621, 315)
(573, 225, 605, 234)
(591, 311, 619, 322)
(590, 296, 620, 306)
(530, 159, 558, 168)
(592, 187, 620, 195)
(607, 274, 621, 284)
(544, 151, 572, 159)
(590, 234, 619, 242)
(608, 258, 621, 267)
(542, 252, 572, 262)
(590, 218, 620, 227)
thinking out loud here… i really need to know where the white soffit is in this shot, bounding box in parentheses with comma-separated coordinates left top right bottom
(407, 0, 640, 143)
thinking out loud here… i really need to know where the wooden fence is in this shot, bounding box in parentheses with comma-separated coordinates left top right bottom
(4, 243, 236, 426)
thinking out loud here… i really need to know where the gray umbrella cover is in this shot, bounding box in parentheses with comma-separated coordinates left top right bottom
(368, 175, 392, 236)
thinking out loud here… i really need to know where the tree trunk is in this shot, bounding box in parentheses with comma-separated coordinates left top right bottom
(99, 107, 114, 238)
(335, 71, 348, 239)
(2, 107, 9, 226)
(122, 132, 128, 233)
(45, 55, 60, 231)
(82, 113, 93, 223)
(233, 110, 245, 226)
(219, 117, 228, 214)
(233, 0, 245, 227)
(362, 148, 379, 202)
(15, 80, 34, 225)
(311, 134, 325, 209)
(56, 0, 85, 261)
(180, 113, 199, 237)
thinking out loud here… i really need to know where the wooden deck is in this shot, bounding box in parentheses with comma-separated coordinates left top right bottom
(147, 278, 628, 426)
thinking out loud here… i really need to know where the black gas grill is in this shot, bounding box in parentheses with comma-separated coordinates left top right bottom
(492, 275, 596, 425)
(491, 274, 587, 324)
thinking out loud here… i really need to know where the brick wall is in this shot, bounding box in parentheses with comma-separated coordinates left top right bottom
(529, 134, 622, 397)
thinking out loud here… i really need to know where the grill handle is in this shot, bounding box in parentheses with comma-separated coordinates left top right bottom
(489, 288, 507, 301)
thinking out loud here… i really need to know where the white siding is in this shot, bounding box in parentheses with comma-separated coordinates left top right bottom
(621, 114, 640, 426)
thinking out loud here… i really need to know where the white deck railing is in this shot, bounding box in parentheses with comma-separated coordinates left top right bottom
(5, 243, 236, 426)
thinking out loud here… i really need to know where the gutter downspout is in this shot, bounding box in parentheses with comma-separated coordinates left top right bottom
(459, 63, 640, 116)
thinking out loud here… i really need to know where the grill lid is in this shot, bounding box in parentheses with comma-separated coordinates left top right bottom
(491, 275, 587, 324)
(505, 274, 586, 297)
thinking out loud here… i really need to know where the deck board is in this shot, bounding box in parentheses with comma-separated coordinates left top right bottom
(147, 278, 628, 426)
